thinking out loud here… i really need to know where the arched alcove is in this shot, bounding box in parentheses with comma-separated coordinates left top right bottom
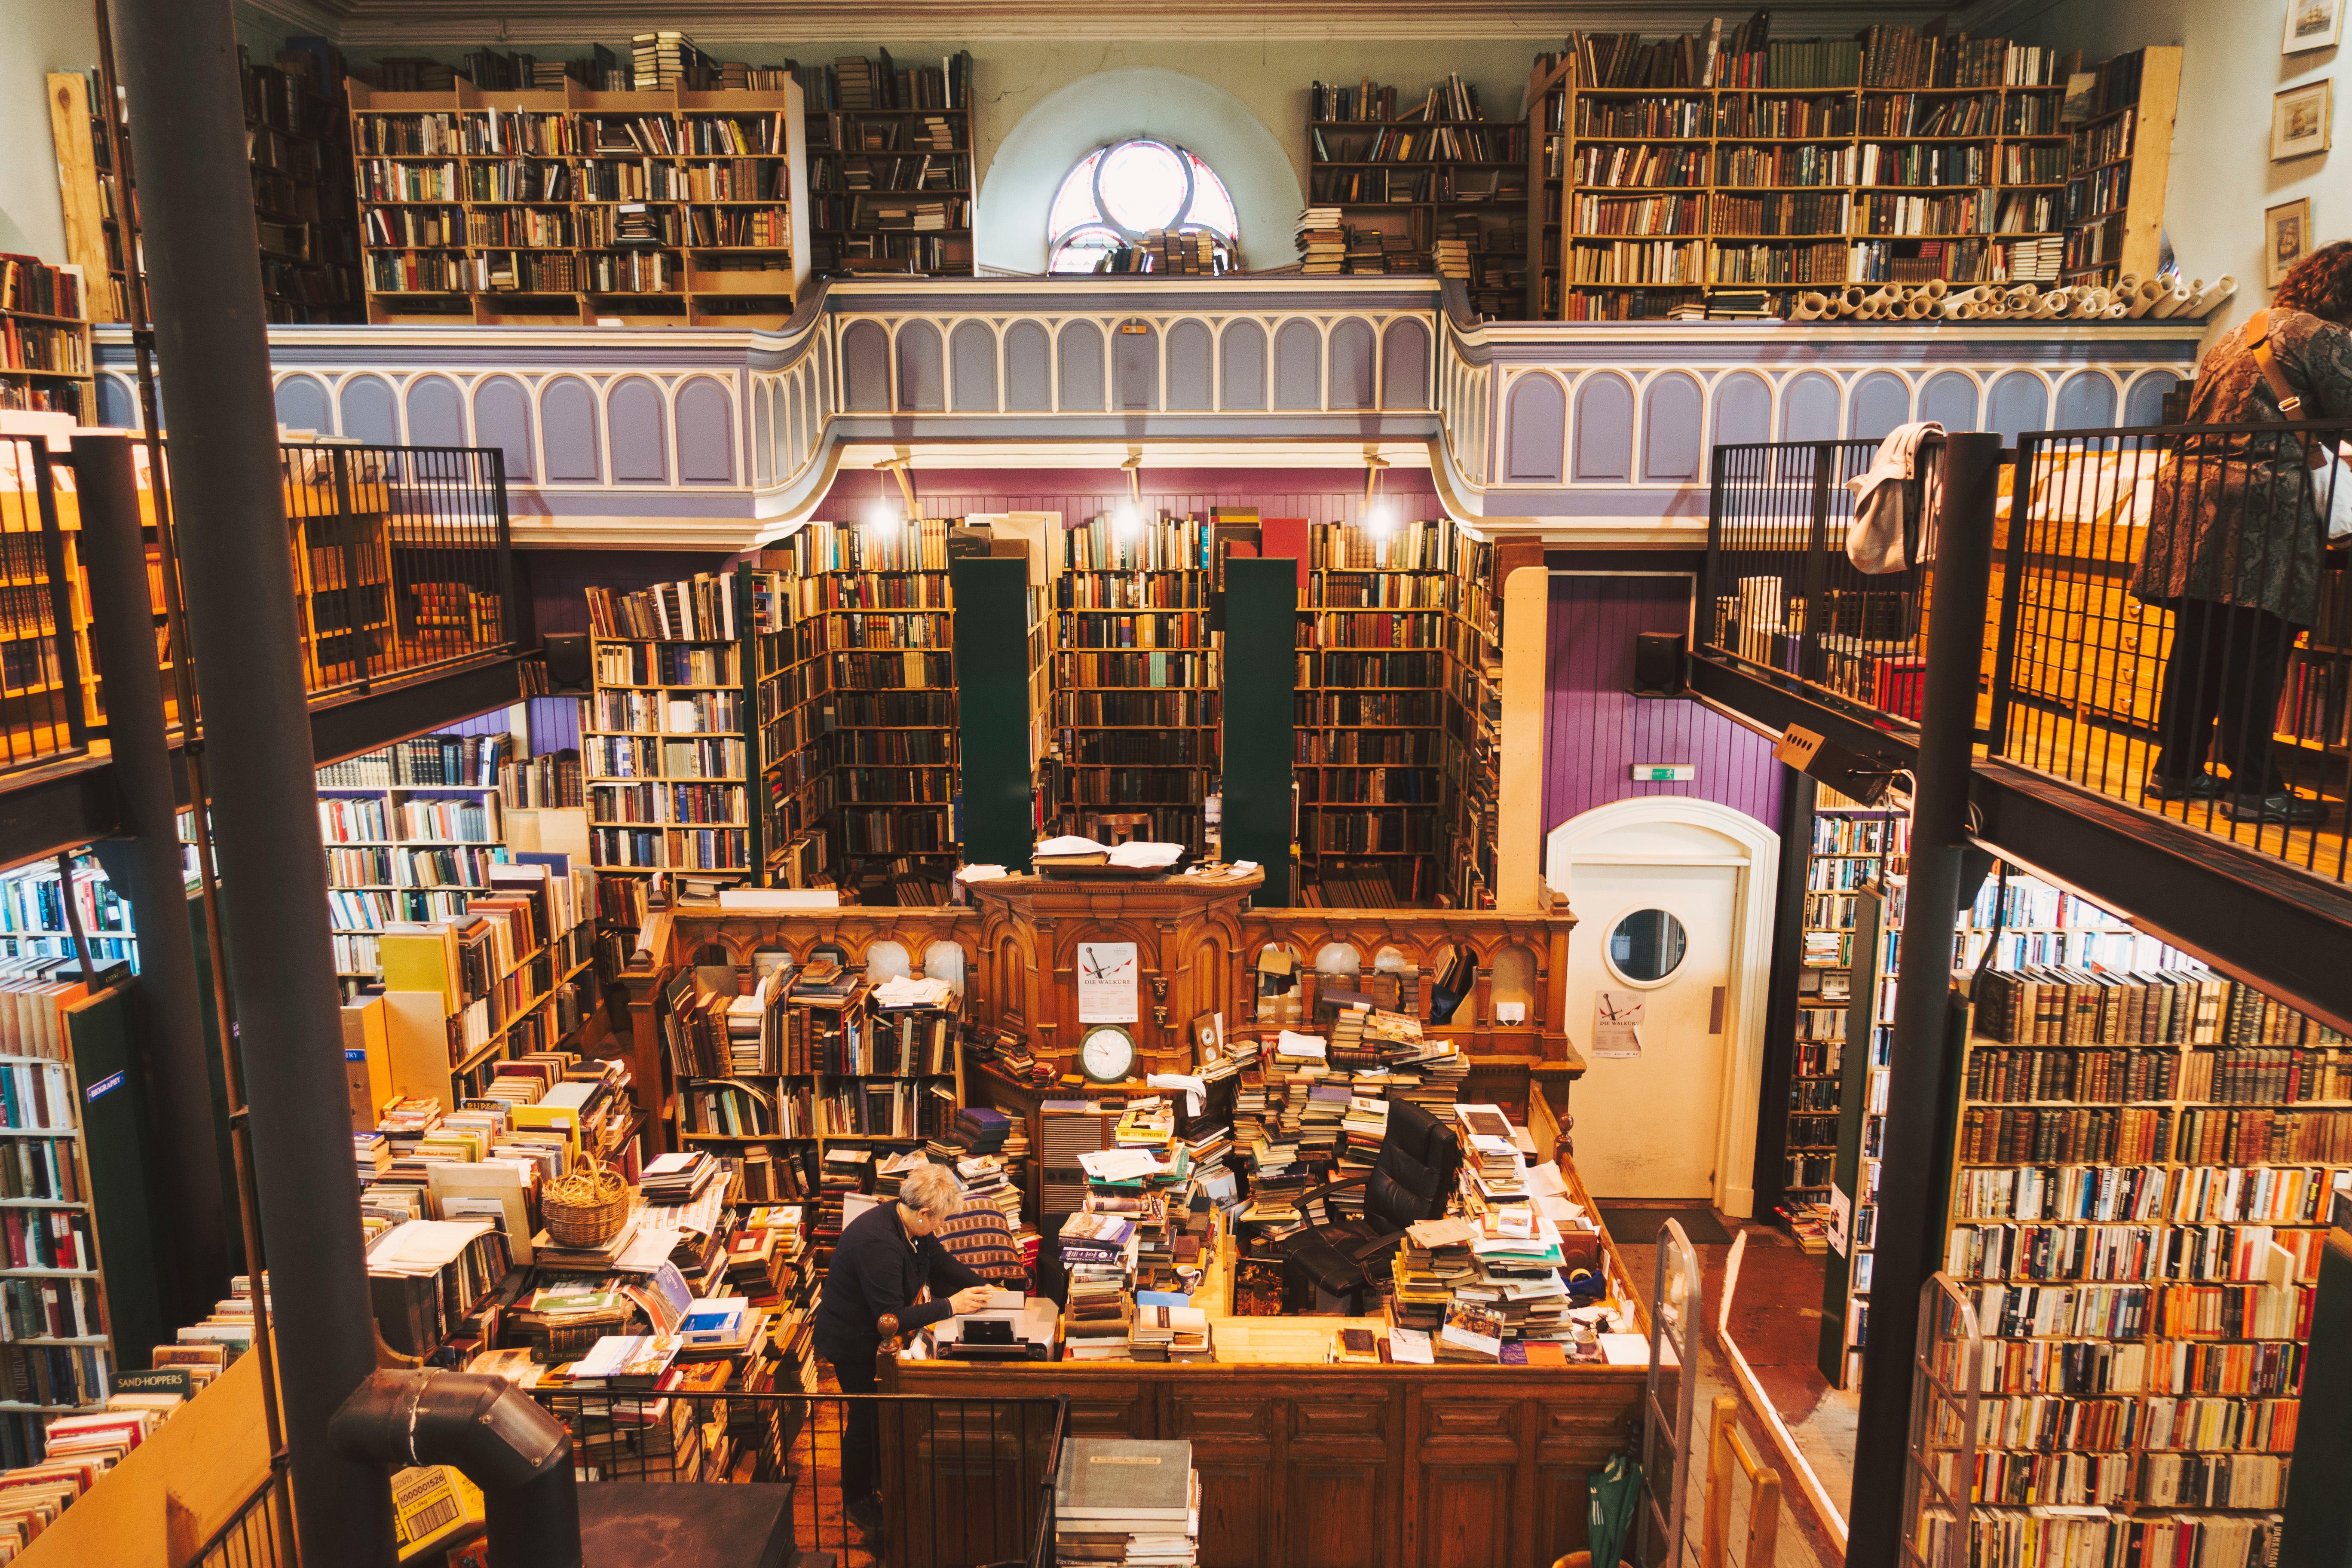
(1710, 371, 1771, 449)
(1919, 371, 1980, 431)
(1641, 372, 1704, 482)
(1847, 371, 1912, 441)
(1165, 320, 1213, 410)
(1327, 318, 1376, 410)
(1272, 319, 1321, 410)
(865, 940, 913, 982)
(1380, 318, 1430, 409)
(1505, 373, 1568, 484)
(950, 321, 999, 412)
(2055, 371, 2118, 430)
(674, 376, 733, 484)
(1219, 319, 1268, 410)
(404, 374, 465, 447)
(539, 377, 599, 481)
(1058, 321, 1106, 411)
(1986, 371, 2051, 443)
(923, 941, 967, 994)
(275, 374, 332, 434)
(1314, 942, 1361, 976)
(1572, 372, 1635, 483)
(977, 68, 1303, 272)
(606, 377, 667, 482)
(1005, 321, 1053, 411)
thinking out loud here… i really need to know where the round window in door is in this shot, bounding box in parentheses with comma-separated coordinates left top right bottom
(1605, 908, 1688, 986)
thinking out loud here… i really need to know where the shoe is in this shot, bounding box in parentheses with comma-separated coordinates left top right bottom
(2221, 790, 2329, 825)
(2143, 772, 2223, 802)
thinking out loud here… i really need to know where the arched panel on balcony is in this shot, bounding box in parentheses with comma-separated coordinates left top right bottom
(607, 376, 667, 483)
(1381, 318, 1430, 409)
(1112, 322, 1159, 411)
(1273, 318, 1321, 410)
(1220, 319, 1268, 410)
(675, 376, 734, 484)
(1166, 320, 1213, 410)
(539, 377, 599, 482)
(1058, 320, 1106, 411)
(1005, 321, 1053, 411)
(896, 321, 946, 413)
(841, 319, 891, 411)
(471, 375, 534, 481)
(1572, 372, 1633, 483)
(950, 321, 999, 412)
(1327, 317, 1376, 410)
(1641, 372, 1703, 482)
(1504, 373, 1568, 485)
(404, 374, 465, 447)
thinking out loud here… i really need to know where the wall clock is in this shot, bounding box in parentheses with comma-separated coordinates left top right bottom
(1079, 1024, 1138, 1084)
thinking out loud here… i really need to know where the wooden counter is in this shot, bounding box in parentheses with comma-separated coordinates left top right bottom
(876, 1134, 1660, 1568)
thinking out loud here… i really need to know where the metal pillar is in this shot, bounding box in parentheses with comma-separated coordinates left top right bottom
(71, 433, 228, 1324)
(105, 2, 395, 1559)
(1847, 431, 2003, 1563)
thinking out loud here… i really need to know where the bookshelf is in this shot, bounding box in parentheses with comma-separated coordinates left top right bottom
(772, 521, 958, 905)
(795, 52, 975, 278)
(1304, 76, 1530, 318)
(0, 257, 92, 424)
(583, 574, 752, 895)
(1526, 57, 1573, 321)
(0, 979, 114, 1470)
(346, 78, 811, 326)
(1945, 962, 2331, 1559)
(379, 859, 598, 1109)
(1542, 26, 2144, 320)
(1295, 522, 1455, 905)
(2058, 48, 2182, 289)
(0, 854, 138, 971)
(669, 975, 965, 1211)
(1439, 529, 1507, 911)
(317, 734, 515, 989)
(744, 562, 829, 890)
(1051, 514, 1220, 854)
(242, 46, 364, 325)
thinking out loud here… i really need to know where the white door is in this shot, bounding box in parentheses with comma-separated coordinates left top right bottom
(1560, 860, 1739, 1201)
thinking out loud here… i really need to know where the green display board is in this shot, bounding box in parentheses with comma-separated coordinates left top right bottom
(1221, 558, 1296, 904)
(951, 555, 1035, 872)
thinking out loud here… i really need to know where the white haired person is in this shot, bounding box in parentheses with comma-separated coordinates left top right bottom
(810, 1161, 991, 1547)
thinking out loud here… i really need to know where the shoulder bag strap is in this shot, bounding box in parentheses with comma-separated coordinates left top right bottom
(2247, 307, 2329, 470)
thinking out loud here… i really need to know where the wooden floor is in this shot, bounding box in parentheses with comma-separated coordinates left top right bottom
(1999, 700, 2351, 883)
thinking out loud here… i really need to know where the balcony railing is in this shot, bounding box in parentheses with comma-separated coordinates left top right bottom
(0, 435, 520, 783)
(1700, 421, 2352, 883)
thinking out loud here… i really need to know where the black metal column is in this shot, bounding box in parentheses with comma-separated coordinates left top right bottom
(1847, 431, 2002, 1562)
(1749, 765, 1816, 1212)
(106, 2, 395, 1560)
(72, 434, 228, 1325)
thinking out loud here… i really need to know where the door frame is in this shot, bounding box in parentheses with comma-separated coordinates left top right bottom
(1544, 796, 1780, 1218)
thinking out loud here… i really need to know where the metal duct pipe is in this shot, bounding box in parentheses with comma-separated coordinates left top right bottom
(331, 1371, 583, 1568)
(105, 0, 393, 1557)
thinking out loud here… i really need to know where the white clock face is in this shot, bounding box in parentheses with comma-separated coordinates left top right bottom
(1081, 1026, 1135, 1082)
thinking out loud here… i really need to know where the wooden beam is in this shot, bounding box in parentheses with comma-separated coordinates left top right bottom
(45, 74, 119, 324)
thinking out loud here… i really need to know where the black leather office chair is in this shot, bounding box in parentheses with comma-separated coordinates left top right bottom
(1281, 1099, 1462, 1313)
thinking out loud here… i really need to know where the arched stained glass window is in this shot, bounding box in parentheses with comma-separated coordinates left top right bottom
(1048, 138, 1237, 274)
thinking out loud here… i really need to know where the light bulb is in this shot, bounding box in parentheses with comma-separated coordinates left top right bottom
(1114, 501, 1144, 533)
(1364, 499, 1396, 538)
(867, 497, 903, 530)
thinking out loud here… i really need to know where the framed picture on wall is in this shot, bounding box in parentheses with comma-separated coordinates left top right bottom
(2272, 80, 2334, 159)
(2285, 0, 2345, 52)
(2267, 197, 2314, 286)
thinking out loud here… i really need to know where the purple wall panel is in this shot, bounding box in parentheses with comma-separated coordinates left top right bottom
(1542, 573, 1782, 833)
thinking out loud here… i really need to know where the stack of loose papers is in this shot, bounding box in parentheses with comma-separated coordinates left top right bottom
(1054, 1437, 1201, 1566)
(872, 974, 955, 1008)
(1106, 840, 1185, 870)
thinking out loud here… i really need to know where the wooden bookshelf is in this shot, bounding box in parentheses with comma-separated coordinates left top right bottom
(347, 79, 810, 326)
(2058, 47, 2182, 288)
(794, 52, 975, 279)
(770, 521, 958, 904)
(1304, 77, 1530, 318)
(242, 46, 365, 325)
(670, 978, 965, 1204)
(1540, 27, 2155, 319)
(584, 573, 752, 887)
(1295, 522, 1456, 905)
(0, 997, 115, 1467)
(1526, 57, 1574, 321)
(1439, 529, 1507, 911)
(0, 256, 93, 425)
(1943, 963, 2332, 1554)
(743, 561, 830, 889)
(1051, 514, 1220, 854)
(316, 734, 514, 988)
(0, 854, 137, 970)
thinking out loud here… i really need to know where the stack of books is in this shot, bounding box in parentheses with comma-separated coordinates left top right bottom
(1054, 1438, 1200, 1567)
(1295, 208, 1344, 274)
(1059, 1212, 1136, 1359)
(1126, 1303, 1211, 1363)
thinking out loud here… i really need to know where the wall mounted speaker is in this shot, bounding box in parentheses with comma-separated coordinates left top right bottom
(1630, 631, 1686, 696)
(543, 633, 592, 694)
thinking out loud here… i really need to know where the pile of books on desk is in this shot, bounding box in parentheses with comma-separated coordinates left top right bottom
(1055, 1438, 1200, 1567)
(1058, 1211, 1137, 1359)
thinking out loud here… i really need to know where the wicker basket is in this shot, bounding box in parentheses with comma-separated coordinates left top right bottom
(541, 1161, 631, 1249)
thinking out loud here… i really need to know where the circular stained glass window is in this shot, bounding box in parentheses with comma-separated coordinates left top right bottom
(1048, 138, 1238, 273)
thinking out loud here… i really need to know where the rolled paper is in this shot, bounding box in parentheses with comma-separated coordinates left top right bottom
(1942, 300, 1973, 320)
(1841, 285, 1868, 312)
(1905, 294, 1934, 318)
(2115, 272, 2142, 297)
(2104, 303, 2128, 318)
(2031, 295, 2063, 318)
(1924, 278, 1949, 299)
(1794, 294, 1828, 321)
(2126, 279, 2164, 318)
(2190, 276, 2238, 316)
(2150, 284, 2193, 318)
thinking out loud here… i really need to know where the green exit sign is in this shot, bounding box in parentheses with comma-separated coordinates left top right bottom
(1631, 764, 1695, 782)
